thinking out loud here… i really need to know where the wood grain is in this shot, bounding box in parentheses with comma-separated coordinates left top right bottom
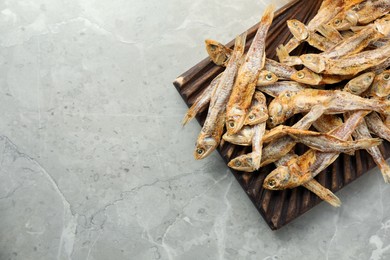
(173, 0, 390, 230)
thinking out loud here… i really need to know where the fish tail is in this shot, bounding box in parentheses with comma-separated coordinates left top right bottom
(356, 138, 382, 149)
(182, 103, 204, 126)
(344, 138, 382, 155)
(303, 179, 341, 207)
(261, 4, 276, 25)
(181, 112, 194, 126)
(234, 31, 247, 54)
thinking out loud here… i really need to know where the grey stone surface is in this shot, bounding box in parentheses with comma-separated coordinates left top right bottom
(1, 0, 390, 259)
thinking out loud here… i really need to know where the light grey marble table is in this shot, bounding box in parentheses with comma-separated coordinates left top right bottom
(1, 0, 390, 259)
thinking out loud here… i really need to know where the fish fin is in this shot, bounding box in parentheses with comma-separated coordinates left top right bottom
(262, 125, 289, 143)
(276, 44, 289, 63)
(182, 111, 195, 126)
(316, 23, 343, 43)
(303, 179, 341, 207)
(182, 104, 206, 126)
(357, 138, 382, 149)
(261, 4, 276, 24)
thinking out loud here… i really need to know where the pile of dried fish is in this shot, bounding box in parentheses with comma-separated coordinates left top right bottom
(182, 0, 390, 207)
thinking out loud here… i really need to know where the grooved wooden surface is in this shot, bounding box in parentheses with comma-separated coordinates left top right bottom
(173, 0, 390, 230)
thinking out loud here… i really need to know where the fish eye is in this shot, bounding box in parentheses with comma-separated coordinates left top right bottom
(305, 55, 312, 60)
(267, 179, 276, 187)
(196, 148, 204, 155)
(334, 19, 341, 25)
(235, 160, 242, 166)
(285, 92, 291, 97)
(209, 45, 217, 51)
(293, 21, 298, 27)
(229, 121, 235, 128)
(265, 73, 273, 81)
(297, 71, 305, 79)
(248, 114, 255, 120)
(384, 74, 390, 80)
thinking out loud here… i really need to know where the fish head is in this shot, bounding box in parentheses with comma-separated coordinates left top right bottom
(300, 54, 325, 73)
(371, 71, 390, 98)
(291, 68, 322, 85)
(375, 14, 390, 35)
(362, 72, 376, 84)
(287, 19, 309, 41)
(267, 92, 295, 127)
(205, 39, 231, 66)
(328, 13, 355, 31)
(245, 107, 268, 125)
(244, 92, 268, 125)
(194, 136, 218, 160)
(263, 166, 292, 190)
(226, 108, 246, 135)
(257, 71, 278, 86)
(347, 72, 375, 95)
(222, 126, 253, 146)
(228, 154, 256, 172)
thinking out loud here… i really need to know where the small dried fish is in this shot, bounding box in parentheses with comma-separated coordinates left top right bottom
(274, 152, 341, 207)
(226, 5, 275, 134)
(301, 42, 390, 75)
(228, 92, 268, 171)
(194, 33, 246, 159)
(281, 127, 381, 153)
(244, 91, 268, 126)
(351, 115, 390, 182)
(365, 112, 390, 142)
(263, 111, 369, 190)
(226, 5, 275, 135)
(267, 89, 390, 127)
(182, 73, 222, 125)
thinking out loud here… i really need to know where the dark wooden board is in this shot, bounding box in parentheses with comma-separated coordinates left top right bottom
(173, 0, 390, 230)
